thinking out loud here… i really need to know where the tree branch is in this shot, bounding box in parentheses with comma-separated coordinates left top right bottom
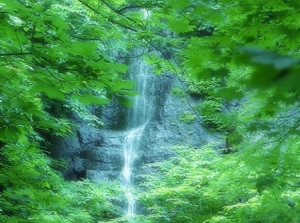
(108, 18, 138, 32)
(0, 52, 31, 57)
(76, 0, 138, 32)
(69, 35, 102, 41)
(35, 57, 65, 82)
(144, 39, 204, 126)
(117, 5, 144, 14)
(99, 0, 138, 24)
(117, 2, 164, 13)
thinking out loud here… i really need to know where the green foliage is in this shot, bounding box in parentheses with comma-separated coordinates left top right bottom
(0, 0, 134, 222)
(1, 0, 136, 134)
(138, 143, 300, 223)
(179, 111, 196, 124)
(195, 98, 224, 129)
(65, 99, 105, 127)
(2, 0, 300, 222)
(171, 87, 185, 98)
(182, 0, 300, 103)
(0, 137, 123, 223)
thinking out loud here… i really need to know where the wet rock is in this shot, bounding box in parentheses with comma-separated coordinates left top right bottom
(52, 65, 218, 182)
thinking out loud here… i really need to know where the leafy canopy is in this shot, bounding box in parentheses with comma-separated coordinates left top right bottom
(0, 0, 136, 222)
(1, 0, 300, 222)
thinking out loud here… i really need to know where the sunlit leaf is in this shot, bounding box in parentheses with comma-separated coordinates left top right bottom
(72, 94, 110, 105)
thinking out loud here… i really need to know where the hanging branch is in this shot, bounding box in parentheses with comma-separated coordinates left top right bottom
(14, 30, 23, 53)
(117, 2, 164, 13)
(99, 0, 140, 25)
(35, 57, 65, 82)
(144, 39, 204, 125)
(117, 5, 144, 14)
(69, 35, 102, 41)
(0, 52, 31, 56)
(76, 0, 138, 32)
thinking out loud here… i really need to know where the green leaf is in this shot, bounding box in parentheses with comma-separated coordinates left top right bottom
(72, 94, 110, 105)
(111, 80, 136, 93)
(116, 95, 133, 107)
(117, 90, 138, 96)
(168, 17, 195, 34)
(70, 41, 98, 56)
(168, 0, 190, 10)
(33, 85, 65, 100)
(216, 87, 244, 100)
(0, 126, 22, 142)
(113, 63, 128, 73)
(239, 47, 299, 70)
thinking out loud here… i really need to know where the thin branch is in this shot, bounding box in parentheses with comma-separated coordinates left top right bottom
(264, 118, 300, 146)
(76, 0, 100, 14)
(144, 39, 204, 125)
(35, 57, 65, 82)
(117, 5, 144, 14)
(99, 0, 138, 24)
(0, 52, 31, 56)
(76, 0, 138, 32)
(108, 18, 138, 32)
(44, 66, 65, 82)
(14, 30, 23, 53)
(69, 35, 102, 41)
(117, 53, 145, 59)
(117, 2, 164, 13)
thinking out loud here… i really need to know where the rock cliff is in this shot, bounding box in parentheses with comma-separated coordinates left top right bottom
(52, 63, 217, 182)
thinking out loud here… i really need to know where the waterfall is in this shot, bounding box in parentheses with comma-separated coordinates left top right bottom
(122, 126, 144, 217)
(121, 51, 154, 218)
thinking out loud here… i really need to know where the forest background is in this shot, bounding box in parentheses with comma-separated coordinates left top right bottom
(1, 0, 300, 222)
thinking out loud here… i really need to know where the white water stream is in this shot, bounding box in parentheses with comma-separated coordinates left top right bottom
(121, 52, 154, 218)
(122, 126, 144, 217)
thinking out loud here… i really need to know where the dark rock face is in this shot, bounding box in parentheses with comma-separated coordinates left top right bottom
(52, 70, 217, 182)
(52, 124, 126, 181)
(136, 74, 216, 169)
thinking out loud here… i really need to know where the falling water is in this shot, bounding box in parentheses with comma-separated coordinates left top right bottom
(122, 126, 144, 217)
(121, 50, 154, 218)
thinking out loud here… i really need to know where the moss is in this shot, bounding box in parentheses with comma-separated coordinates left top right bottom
(179, 111, 196, 124)
(171, 87, 185, 98)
